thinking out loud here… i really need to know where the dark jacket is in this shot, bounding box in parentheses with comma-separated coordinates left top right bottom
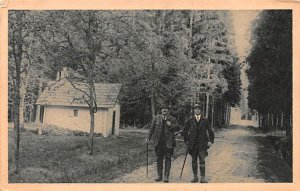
(182, 115, 214, 150)
(148, 114, 180, 148)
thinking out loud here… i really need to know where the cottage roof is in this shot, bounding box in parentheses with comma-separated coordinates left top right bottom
(36, 80, 122, 108)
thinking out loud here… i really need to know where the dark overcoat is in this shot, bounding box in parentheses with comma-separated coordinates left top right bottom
(182, 116, 215, 150)
(148, 114, 180, 148)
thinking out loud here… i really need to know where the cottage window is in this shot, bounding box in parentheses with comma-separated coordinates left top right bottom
(74, 109, 78, 117)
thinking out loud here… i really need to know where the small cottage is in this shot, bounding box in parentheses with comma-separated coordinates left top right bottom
(35, 72, 122, 137)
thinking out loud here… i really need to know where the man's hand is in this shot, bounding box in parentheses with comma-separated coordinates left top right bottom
(208, 141, 213, 147)
(166, 121, 171, 126)
(145, 139, 151, 144)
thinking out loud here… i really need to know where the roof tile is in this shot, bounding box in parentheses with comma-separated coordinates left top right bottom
(36, 80, 122, 108)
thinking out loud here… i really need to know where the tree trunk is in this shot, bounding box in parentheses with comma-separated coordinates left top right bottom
(13, 57, 22, 173)
(12, 14, 24, 173)
(266, 113, 269, 131)
(226, 103, 229, 124)
(276, 113, 280, 130)
(13, 87, 21, 173)
(89, 108, 95, 155)
(188, 11, 194, 58)
(151, 87, 156, 118)
(274, 113, 277, 130)
(29, 104, 33, 123)
(223, 101, 227, 125)
(206, 92, 209, 118)
(261, 114, 265, 130)
(223, 101, 226, 124)
(19, 74, 29, 129)
(271, 113, 274, 130)
(286, 112, 292, 137)
(227, 104, 231, 125)
(275, 113, 278, 130)
(220, 99, 223, 124)
(271, 113, 275, 130)
(215, 103, 219, 127)
(206, 58, 211, 118)
(219, 99, 223, 125)
(211, 99, 215, 129)
(280, 112, 283, 130)
(19, 99, 25, 127)
(258, 114, 261, 128)
(267, 113, 270, 131)
(290, 113, 292, 129)
(225, 103, 227, 124)
(89, 82, 96, 155)
(11, 107, 14, 122)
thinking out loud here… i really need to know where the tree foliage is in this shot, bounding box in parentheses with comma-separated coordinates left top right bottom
(9, 11, 241, 150)
(247, 10, 292, 133)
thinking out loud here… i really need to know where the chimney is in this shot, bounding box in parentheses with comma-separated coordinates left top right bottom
(56, 67, 69, 81)
(62, 67, 68, 78)
(56, 71, 61, 81)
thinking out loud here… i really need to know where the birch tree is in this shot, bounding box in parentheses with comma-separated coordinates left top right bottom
(8, 10, 50, 172)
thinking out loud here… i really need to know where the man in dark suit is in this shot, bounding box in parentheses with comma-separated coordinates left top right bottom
(182, 103, 214, 183)
(146, 104, 180, 183)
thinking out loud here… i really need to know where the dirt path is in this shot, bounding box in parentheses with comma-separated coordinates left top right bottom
(111, 125, 266, 183)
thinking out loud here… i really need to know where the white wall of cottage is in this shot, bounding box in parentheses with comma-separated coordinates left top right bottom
(38, 103, 120, 137)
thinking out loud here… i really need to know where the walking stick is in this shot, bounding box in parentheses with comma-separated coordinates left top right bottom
(180, 147, 189, 179)
(146, 142, 149, 178)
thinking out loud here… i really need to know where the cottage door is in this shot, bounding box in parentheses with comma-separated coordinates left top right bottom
(112, 111, 116, 135)
(39, 106, 45, 124)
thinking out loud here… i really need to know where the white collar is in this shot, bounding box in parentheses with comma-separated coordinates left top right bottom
(195, 114, 201, 120)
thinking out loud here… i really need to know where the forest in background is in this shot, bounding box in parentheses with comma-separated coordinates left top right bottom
(8, 10, 241, 130)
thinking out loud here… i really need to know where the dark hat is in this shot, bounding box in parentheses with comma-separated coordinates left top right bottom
(193, 103, 201, 109)
(160, 103, 170, 109)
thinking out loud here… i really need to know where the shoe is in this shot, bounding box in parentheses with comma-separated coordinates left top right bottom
(163, 176, 169, 183)
(164, 159, 171, 183)
(191, 176, 198, 183)
(200, 176, 208, 183)
(155, 160, 163, 182)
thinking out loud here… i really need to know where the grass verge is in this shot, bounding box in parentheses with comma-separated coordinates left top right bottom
(255, 134, 292, 182)
(8, 129, 186, 183)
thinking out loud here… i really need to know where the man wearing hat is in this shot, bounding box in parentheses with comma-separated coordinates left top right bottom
(182, 103, 214, 183)
(146, 104, 180, 183)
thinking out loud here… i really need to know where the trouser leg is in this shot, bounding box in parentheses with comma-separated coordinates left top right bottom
(164, 155, 171, 177)
(157, 156, 163, 177)
(163, 149, 173, 182)
(155, 146, 163, 181)
(199, 150, 207, 176)
(191, 149, 199, 182)
(192, 155, 198, 177)
(200, 164, 205, 177)
(199, 150, 208, 183)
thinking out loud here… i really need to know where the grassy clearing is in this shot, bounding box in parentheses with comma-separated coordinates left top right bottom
(8, 129, 186, 183)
